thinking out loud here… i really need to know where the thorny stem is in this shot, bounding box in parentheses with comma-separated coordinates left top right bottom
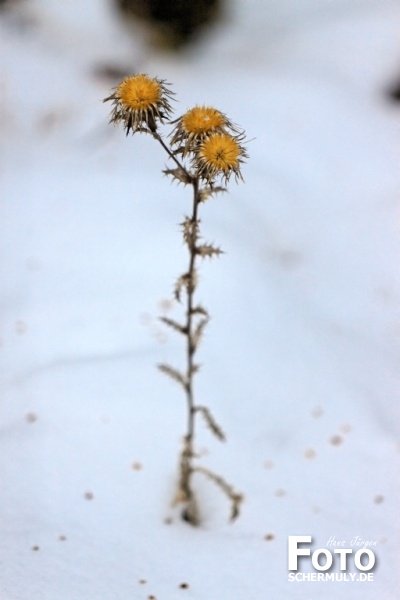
(186, 177, 199, 440)
(154, 133, 199, 520)
(180, 178, 199, 504)
(154, 132, 242, 525)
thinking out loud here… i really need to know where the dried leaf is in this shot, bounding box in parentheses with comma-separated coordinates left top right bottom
(163, 167, 192, 185)
(159, 316, 187, 335)
(188, 270, 197, 293)
(174, 273, 190, 302)
(181, 217, 199, 247)
(190, 363, 201, 376)
(196, 244, 223, 258)
(192, 316, 209, 350)
(198, 186, 227, 202)
(230, 493, 244, 522)
(195, 405, 225, 441)
(157, 363, 187, 390)
(190, 304, 209, 317)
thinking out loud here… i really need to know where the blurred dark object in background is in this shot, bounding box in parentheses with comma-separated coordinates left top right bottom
(116, 0, 223, 50)
(387, 77, 400, 103)
(0, 0, 21, 7)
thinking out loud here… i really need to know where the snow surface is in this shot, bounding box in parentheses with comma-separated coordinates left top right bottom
(1, 0, 400, 598)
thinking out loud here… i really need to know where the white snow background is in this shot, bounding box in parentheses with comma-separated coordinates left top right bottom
(1, 0, 400, 598)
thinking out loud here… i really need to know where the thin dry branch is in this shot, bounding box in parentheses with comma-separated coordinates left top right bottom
(193, 465, 244, 521)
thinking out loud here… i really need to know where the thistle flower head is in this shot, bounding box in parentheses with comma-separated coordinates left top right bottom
(170, 105, 240, 153)
(104, 74, 174, 135)
(194, 132, 247, 184)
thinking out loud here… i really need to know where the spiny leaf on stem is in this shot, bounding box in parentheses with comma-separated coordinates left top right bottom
(163, 167, 193, 185)
(190, 304, 209, 317)
(191, 316, 209, 350)
(196, 244, 224, 258)
(190, 363, 201, 376)
(195, 405, 226, 441)
(181, 217, 200, 248)
(159, 316, 187, 335)
(174, 274, 187, 302)
(174, 271, 196, 302)
(158, 363, 188, 390)
(198, 186, 227, 203)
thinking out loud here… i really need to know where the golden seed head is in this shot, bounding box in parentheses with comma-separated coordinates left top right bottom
(170, 105, 241, 154)
(104, 74, 174, 135)
(181, 106, 226, 135)
(194, 132, 247, 184)
(117, 74, 161, 111)
(200, 133, 240, 169)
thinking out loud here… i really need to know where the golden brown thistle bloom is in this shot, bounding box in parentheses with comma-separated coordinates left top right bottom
(104, 74, 174, 134)
(170, 105, 240, 154)
(194, 132, 247, 184)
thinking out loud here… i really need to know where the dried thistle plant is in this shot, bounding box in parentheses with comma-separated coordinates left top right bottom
(104, 74, 247, 526)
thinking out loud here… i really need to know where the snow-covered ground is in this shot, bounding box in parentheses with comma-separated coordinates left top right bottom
(1, 1, 400, 598)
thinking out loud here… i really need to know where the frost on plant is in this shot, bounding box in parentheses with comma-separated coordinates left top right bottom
(104, 74, 247, 526)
